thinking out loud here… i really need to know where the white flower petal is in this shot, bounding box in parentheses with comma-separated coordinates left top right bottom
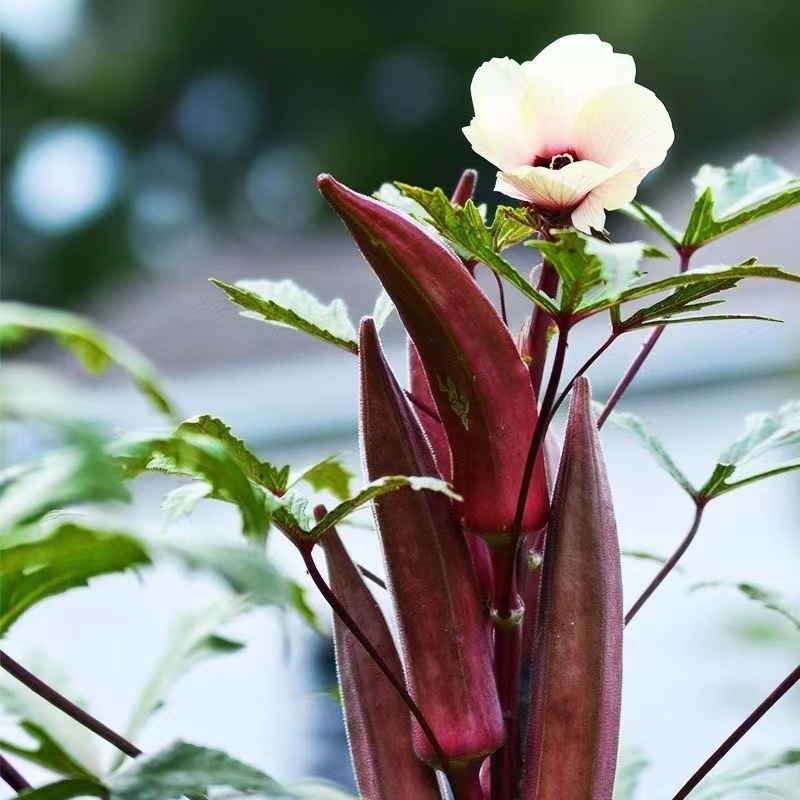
(573, 84, 674, 171)
(495, 160, 610, 210)
(520, 34, 637, 145)
(571, 194, 607, 233)
(463, 58, 543, 170)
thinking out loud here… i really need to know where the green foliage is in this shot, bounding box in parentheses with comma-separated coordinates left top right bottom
(0, 524, 150, 637)
(395, 183, 558, 315)
(602, 409, 696, 497)
(114, 598, 250, 764)
(112, 430, 275, 538)
(684, 156, 800, 248)
(212, 278, 359, 354)
(700, 401, 800, 498)
(626, 156, 800, 252)
(613, 746, 649, 800)
(691, 582, 800, 633)
(290, 454, 354, 501)
(526, 231, 657, 315)
(0, 659, 101, 779)
(177, 414, 291, 494)
(605, 401, 800, 503)
(307, 475, 460, 540)
(685, 749, 800, 799)
(21, 739, 360, 798)
(0, 444, 130, 531)
(0, 303, 176, 418)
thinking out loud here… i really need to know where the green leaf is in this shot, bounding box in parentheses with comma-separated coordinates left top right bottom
(18, 778, 107, 799)
(527, 231, 653, 315)
(490, 205, 538, 250)
(0, 523, 150, 637)
(613, 746, 650, 800)
(683, 155, 800, 248)
(372, 289, 395, 329)
(621, 201, 681, 247)
(700, 401, 800, 498)
(176, 414, 290, 494)
(601, 409, 696, 497)
(0, 303, 175, 417)
(690, 581, 800, 632)
(0, 657, 101, 778)
(289, 454, 354, 501)
(116, 598, 250, 759)
(395, 184, 558, 315)
(108, 741, 285, 800)
(621, 550, 671, 566)
(308, 475, 460, 540)
(160, 481, 212, 526)
(211, 278, 358, 354)
(579, 261, 800, 318)
(112, 430, 274, 538)
(0, 442, 129, 530)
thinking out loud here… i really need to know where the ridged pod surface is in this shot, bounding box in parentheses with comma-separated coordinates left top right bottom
(318, 174, 548, 537)
(359, 317, 504, 766)
(521, 378, 623, 800)
(320, 526, 440, 799)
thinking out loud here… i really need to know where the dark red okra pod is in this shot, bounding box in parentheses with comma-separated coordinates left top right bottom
(359, 317, 504, 767)
(319, 524, 440, 799)
(521, 378, 623, 800)
(318, 174, 548, 538)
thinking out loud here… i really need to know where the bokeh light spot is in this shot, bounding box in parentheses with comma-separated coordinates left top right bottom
(10, 123, 124, 233)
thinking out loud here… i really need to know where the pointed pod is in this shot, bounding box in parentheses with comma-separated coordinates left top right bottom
(318, 174, 547, 537)
(521, 378, 623, 800)
(359, 318, 504, 766)
(320, 525, 440, 799)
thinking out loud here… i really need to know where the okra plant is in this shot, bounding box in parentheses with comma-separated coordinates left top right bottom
(1, 33, 799, 800)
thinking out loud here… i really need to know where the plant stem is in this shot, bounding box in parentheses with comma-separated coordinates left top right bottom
(625, 501, 706, 625)
(597, 248, 693, 427)
(0, 649, 142, 760)
(449, 761, 485, 800)
(356, 562, 387, 590)
(512, 323, 570, 543)
(671, 663, 800, 800)
(527, 262, 560, 397)
(297, 544, 450, 772)
(0, 754, 31, 793)
(550, 331, 618, 420)
(488, 540, 523, 800)
(491, 270, 509, 326)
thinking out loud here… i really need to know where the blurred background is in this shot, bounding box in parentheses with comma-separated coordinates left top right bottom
(2, 1, 799, 798)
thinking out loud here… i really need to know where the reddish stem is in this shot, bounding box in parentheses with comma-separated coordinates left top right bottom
(1, 754, 31, 794)
(527, 262, 560, 397)
(296, 542, 450, 772)
(625, 500, 706, 625)
(449, 761, 486, 800)
(0, 649, 141, 760)
(488, 540, 523, 799)
(597, 248, 693, 427)
(672, 663, 800, 800)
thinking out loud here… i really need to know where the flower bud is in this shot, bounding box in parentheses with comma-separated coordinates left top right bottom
(521, 378, 623, 800)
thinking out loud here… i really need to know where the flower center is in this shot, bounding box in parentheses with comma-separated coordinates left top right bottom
(549, 153, 574, 170)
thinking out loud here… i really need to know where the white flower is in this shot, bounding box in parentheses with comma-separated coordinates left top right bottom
(462, 34, 674, 233)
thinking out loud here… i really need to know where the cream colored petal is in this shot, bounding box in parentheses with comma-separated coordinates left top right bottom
(495, 160, 610, 210)
(570, 194, 607, 233)
(590, 163, 645, 209)
(464, 57, 543, 169)
(572, 84, 674, 171)
(520, 34, 637, 145)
